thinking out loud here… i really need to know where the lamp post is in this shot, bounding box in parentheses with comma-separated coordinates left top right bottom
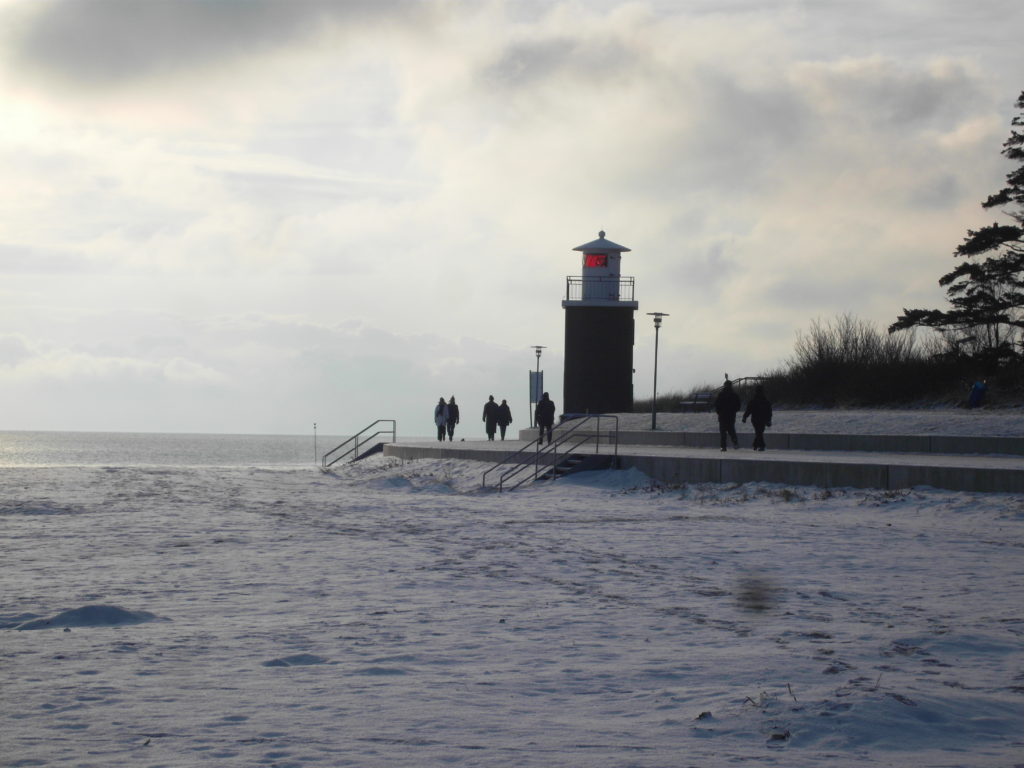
(313, 422, 318, 465)
(530, 345, 546, 427)
(647, 313, 669, 430)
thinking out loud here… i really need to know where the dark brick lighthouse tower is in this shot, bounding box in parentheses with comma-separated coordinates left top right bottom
(562, 231, 638, 415)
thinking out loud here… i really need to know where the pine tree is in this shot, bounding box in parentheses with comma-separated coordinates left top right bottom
(891, 91, 1024, 364)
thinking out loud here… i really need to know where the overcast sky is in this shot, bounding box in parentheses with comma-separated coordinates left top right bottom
(1, 0, 1022, 437)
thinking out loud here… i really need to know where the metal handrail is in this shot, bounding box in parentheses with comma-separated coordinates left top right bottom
(499, 433, 594, 492)
(481, 414, 619, 491)
(321, 420, 397, 468)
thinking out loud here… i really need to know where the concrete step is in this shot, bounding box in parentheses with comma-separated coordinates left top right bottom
(539, 453, 615, 481)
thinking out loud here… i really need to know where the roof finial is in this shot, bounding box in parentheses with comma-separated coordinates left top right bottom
(598, 230, 605, 239)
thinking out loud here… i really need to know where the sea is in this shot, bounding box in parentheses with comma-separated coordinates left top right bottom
(0, 430, 336, 468)
(0, 429, 454, 468)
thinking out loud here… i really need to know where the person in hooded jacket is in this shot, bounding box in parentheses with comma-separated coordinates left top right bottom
(496, 399, 513, 440)
(433, 397, 448, 442)
(714, 379, 741, 451)
(741, 384, 773, 451)
(446, 396, 460, 441)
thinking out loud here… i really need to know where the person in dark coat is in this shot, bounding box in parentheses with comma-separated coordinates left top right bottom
(496, 399, 513, 440)
(714, 379, 741, 451)
(433, 397, 448, 442)
(446, 396, 460, 441)
(967, 379, 987, 408)
(535, 392, 556, 445)
(742, 384, 773, 451)
(482, 395, 500, 440)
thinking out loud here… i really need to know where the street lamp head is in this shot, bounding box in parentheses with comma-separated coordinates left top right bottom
(646, 312, 669, 329)
(532, 345, 546, 359)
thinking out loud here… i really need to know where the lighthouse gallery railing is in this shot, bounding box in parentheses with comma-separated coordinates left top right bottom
(564, 275, 635, 302)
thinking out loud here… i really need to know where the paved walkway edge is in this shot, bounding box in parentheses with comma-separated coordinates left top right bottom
(518, 429, 1024, 456)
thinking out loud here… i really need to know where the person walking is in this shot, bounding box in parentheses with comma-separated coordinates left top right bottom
(741, 384, 773, 451)
(433, 397, 449, 442)
(535, 392, 555, 445)
(714, 379, 741, 452)
(482, 395, 500, 441)
(446, 396, 460, 441)
(497, 399, 513, 440)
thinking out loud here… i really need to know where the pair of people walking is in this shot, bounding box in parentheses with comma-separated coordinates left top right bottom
(482, 396, 513, 440)
(434, 396, 460, 441)
(714, 381, 773, 451)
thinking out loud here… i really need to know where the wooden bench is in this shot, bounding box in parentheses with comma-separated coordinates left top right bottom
(678, 392, 714, 412)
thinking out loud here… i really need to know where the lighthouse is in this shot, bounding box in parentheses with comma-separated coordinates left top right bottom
(562, 231, 638, 415)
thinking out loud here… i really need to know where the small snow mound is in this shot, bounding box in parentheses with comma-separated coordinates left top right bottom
(558, 466, 655, 490)
(414, 481, 456, 494)
(262, 653, 330, 667)
(15, 605, 158, 630)
(2, 504, 76, 516)
(365, 476, 414, 490)
(354, 666, 408, 676)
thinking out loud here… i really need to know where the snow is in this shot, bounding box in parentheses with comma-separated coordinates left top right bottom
(2, 422, 1024, 766)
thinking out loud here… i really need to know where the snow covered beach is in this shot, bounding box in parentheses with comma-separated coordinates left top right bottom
(2, 418, 1023, 767)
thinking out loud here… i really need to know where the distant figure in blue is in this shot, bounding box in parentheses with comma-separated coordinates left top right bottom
(434, 397, 448, 442)
(714, 379, 741, 452)
(446, 396, 460, 441)
(967, 379, 987, 408)
(742, 384, 773, 451)
(482, 395, 500, 440)
(497, 399, 513, 440)
(535, 392, 556, 445)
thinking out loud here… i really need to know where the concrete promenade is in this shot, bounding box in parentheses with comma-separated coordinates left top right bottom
(383, 427, 1024, 493)
(586, 429, 1024, 456)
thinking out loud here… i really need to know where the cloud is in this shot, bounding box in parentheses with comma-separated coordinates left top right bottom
(0, 244, 101, 275)
(0, 344, 227, 386)
(3, 0, 422, 87)
(0, 334, 33, 366)
(1, 0, 1022, 432)
(0, 306, 548, 433)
